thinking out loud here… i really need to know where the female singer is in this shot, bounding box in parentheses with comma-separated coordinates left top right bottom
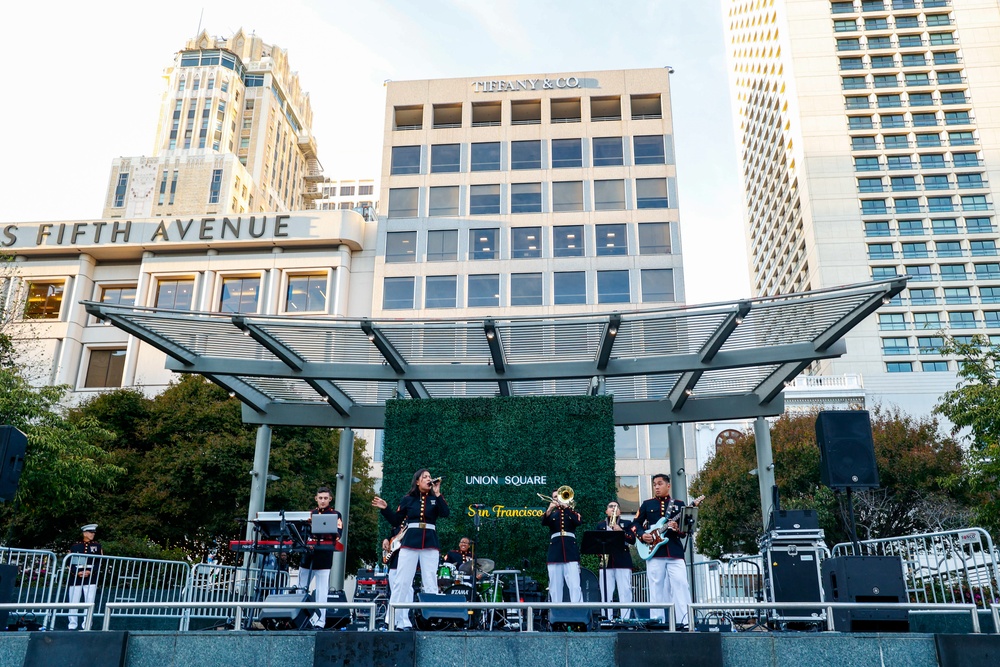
(372, 469, 449, 630)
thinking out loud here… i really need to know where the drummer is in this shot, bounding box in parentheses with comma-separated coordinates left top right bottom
(443, 537, 474, 568)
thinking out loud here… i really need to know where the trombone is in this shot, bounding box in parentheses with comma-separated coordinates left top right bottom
(536, 485, 575, 509)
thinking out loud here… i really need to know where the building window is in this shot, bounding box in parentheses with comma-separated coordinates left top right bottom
(511, 140, 542, 170)
(383, 277, 415, 310)
(593, 137, 624, 166)
(636, 178, 668, 209)
(922, 361, 949, 372)
(429, 186, 460, 217)
(944, 287, 972, 304)
(552, 181, 584, 212)
(208, 169, 223, 204)
(859, 178, 884, 193)
(431, 144, 461, 173)
(470, 228, 499, 260)
(385, 231, 417, 263)
(511, 99, 542, 125)
(151, 278, 194, 310)
(630, 94, 661, 120)
(394, 105, 423, 131)
(99, 285, 137, 307)
(638, 222, 671, 254)
(390, 146, 421, 175)
(472, 101, 501, 127)
(551, 138, 583, 168)
(84, 349, 127, 388)
(427, 230, 458, 262)
(937, 241, 962, 257)
(594, 180, 626, 211)
(879, 313, 906, 330)
(511, 227, 542, 259)
(113, 173, 129, 208)
(872, 267, 898, 279)
(949, 312, 977, 329)
(910, 289, 936, 305)
(553, 272, 586, 305)
(511, 182, 542, 214)
(470, 184, 501, 215)
(471, 142, 501, 171)
(840, 57, 864, 70)
(971, 240, 997, 257)
(359, 185, 374, 196)
(510, 273, 542, 306)
(633, 136, 667, 165)
(220, 276, 260, 313)
(591, 96, 621, 121)
(855, 157, 881, 171)
(882, 338, 911, 356)
(641, 269, 674, 302)
(886, 362, 913, 373)
(286, 275, 327, 313)
(425, 276, 457, 309)
(553, 225, 584, 257)
(596, 224, 627, 256)
(23, 281, 65, 319)
(468, 274, 500, 307)
(387, 188, 419, 218)
(967, 218, 994, 233)
(865, 221, 890, 236)
(551, 98, 581, 123)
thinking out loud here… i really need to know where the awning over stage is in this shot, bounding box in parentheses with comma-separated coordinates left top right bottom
(84, 278, 904, 428)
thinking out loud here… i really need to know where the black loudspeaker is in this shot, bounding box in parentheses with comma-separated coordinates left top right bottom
(562, 566, 602, 603)
(935, 634, 1000, 667)
(765, 545, 824, 622)
(815, 411, 880, 489)
(549, 606, 592, 632)
(259, 591, 313, 630)
(415, 592, 468, 629)
(0, 564, 17, 629)
(325, 590, 351, 629)
(768, 509, 819, 532)
(822, 555, 909, 632)
(0, 425, 27, 502)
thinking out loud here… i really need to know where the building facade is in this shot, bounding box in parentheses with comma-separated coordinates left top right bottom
(102, 29, 324, 220)
(373, 69, 690, 504)
(722, 0, 1000, 416)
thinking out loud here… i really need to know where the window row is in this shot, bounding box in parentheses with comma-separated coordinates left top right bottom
(885, 361, 950, 372)
(867, 239, 997, 259)
(382, 269, 676, 310)
(387, 179, 672, 218)
(846, 110, 969, 130)
(385, 222, 672, 263)
(885, 285, 1000, 306)
(836, 31, 955, 51)
(842, 71, 965, 89)
(860, 194, 991, 216)
(21, 272, 334, 321)
(845, 91, 970, 110)
(857, 172, 983, 192)
(393, 94, 663, 130)
(863, 217, 993, 236)
(390, 136, 668, 175)
(832, 1, 951, 14)
(854, 151, 979, 171)
(879, 310, 1000, 331)
(849, 130, 975, 150)
(834, 13, 953, 32)
(321, 184, 375, 197)
(839, 51, 959, 70)
(871, 262, 1000, 282)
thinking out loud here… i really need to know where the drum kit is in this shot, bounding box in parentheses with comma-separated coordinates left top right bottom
(435, 557, 509, 629)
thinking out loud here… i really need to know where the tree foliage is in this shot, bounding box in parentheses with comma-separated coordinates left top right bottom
(934, 335, 1000, 537)
(690, 408, 969, 559)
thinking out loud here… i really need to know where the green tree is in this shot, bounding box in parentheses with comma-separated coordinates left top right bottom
(690, 408, 969, 559)
(0, 365, 125, 548)
(934, 335, 1000, 538)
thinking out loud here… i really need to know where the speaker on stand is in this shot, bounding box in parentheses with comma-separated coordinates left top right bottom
(0, 426, 28, 503)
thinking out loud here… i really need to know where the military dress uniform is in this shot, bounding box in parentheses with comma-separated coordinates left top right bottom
(542, 507, 583, 603)
(380, 492, 450, 629)
(67, 524, 103, 630)
(632, 496, 691, 625)
(299, 506, 341, 628)
(595, 517, 636, 619)
(384, 521, 404, 596)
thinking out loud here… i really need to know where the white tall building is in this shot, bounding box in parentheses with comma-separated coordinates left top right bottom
(722, 0, 1000, 417)
(373, 69, 689, 507)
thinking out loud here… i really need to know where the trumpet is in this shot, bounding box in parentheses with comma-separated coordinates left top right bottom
(610, 505, 620, 529)
(536, 485, 575, 509)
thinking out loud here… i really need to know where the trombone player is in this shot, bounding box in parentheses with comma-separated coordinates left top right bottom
(595, 501, 634, 620)
(541, 486, 583, 604)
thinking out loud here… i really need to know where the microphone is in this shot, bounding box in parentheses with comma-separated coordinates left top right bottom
(471, 503, 486, 509)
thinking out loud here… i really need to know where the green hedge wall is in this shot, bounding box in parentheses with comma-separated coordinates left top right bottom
(382, 395, 616, 585)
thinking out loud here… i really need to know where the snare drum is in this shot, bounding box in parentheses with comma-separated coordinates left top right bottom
(437, 562, 457, 587)
(477, 580, 503, 603)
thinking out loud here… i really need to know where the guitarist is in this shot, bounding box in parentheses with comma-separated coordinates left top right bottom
(633, 474, 696, 628)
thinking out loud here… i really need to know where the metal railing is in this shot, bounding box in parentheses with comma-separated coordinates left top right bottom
(0, 547, 59, 615)
(387, 601, 675, 632)
(691, 556, 764, 619)
(0, 603, 94, 631)
(832, 528, 1000, 609)
(102, 600, 377, 632)
(180, 563, 289, 630)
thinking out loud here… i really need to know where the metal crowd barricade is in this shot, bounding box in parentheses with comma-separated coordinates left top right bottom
(0, 603, 95, 631)
(832, 528, 1000, 609)
(630, 570, 648, 604)
(387, 601, 676, 632)
(181, 562, 290, 630)
(49, 553, 191, 629)
(102, 600, 377, 632)
(690, 556, 764, 623)
(0, 547, 59, 620)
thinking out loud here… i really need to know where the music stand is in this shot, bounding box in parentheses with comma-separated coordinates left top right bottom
(581, 530, 625, 621)
(676, 506, 699, 534)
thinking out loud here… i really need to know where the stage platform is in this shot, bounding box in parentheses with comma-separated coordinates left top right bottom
(1, 630, 999, 667)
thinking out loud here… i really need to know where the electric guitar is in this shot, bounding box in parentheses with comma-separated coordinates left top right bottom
(636, 495, 704, 561)
(382, 524, 408, 564)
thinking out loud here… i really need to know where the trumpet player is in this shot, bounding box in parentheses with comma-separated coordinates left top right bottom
(595, 501, 635, 620)
(372, 469, 449, 630)
(542, 487, 583, 605)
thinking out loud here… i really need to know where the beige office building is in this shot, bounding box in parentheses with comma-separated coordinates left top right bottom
(374, 69, 689, 507)
(102, 29, 323, 220)
(722, 0, 1000, 416)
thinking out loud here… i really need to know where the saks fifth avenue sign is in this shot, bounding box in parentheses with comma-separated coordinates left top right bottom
(1, 215, 293, 248)
(472, 76, 582, 93)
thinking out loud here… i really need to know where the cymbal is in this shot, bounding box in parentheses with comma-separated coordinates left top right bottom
(458, 558, 495, 574)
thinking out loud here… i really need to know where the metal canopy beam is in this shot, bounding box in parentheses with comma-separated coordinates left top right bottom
(203, 374, 269, 413)
(484, 318, 511, 397)
(232, 316, 304, 370)
(361, 318, 429, 399)
(85, 303, 197, 366)
(668, 300, 751, 411)
(596, 313, 621, 371)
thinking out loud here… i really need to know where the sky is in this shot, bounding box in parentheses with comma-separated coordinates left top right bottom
(0, 0, 750, 305)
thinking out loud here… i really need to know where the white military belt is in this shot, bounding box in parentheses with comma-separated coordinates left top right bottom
(407, 522, 436, 530)
(551, 531, 576, 539)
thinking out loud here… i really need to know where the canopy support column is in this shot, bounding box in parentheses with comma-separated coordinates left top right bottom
(331, 427, 354, 590)
(753, 416, 776, 529)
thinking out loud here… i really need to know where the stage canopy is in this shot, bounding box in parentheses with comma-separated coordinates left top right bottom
(85, 278, 905, 428)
